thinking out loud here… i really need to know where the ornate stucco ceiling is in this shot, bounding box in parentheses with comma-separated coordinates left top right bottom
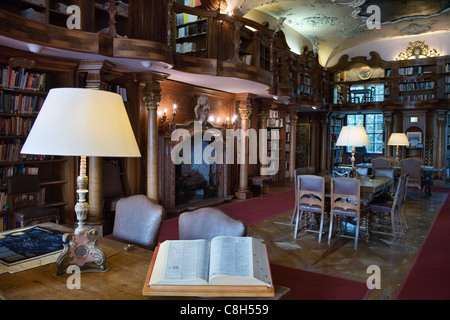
(226, 0, 450, 66)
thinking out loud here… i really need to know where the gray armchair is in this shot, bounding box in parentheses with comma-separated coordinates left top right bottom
(111, 195, 165, 250)
(178, 207, 247, 241)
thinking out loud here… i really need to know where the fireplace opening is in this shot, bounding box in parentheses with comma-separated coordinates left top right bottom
(175, 140, 218, 206)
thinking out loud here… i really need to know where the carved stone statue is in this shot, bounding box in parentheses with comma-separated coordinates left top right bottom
(194, 95, 211, 125)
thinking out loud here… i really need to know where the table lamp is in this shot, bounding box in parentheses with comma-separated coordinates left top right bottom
(21, 88, 141, 275)
(336, 126, 370, 175)
(387, 133, 409, 166)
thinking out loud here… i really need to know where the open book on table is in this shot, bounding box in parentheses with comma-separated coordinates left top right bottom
(148, 236, 272, 287)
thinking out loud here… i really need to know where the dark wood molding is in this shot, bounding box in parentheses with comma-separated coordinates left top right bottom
(328, 51, 388, 73)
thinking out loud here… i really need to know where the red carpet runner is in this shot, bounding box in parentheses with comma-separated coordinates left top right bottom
(395, 187, 450, 300)
(158, 189, 295, 242)
(270, 264, 371, 300)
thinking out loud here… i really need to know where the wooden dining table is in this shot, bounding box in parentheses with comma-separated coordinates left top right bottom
(322, 175, 394, 206)
(0, 223, 290, 300)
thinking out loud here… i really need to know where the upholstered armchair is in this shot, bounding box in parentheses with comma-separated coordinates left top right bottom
(400, 158, 425, 197)
(371, 156, 392, 169)
(111, 195, 165, 250)
(178, 207, 247, 241)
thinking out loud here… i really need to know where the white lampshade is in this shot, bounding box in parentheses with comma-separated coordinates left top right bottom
(21, 88, 141, 157)
(387, 133, 409, 146)
(336, 126, 370, 147)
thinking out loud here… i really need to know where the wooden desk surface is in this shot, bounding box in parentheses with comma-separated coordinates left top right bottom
(0, 223, 290, 300)
(323, 175, 393, 194)
(0, 223, 153, 300)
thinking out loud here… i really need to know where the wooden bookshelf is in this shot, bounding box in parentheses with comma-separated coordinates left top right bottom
(0, 47, 77, 230)
(265, 108, 286, 186)
(446, 112, 450, 180)
(173, 0, 207, 57)
(329, 114, 343, 169)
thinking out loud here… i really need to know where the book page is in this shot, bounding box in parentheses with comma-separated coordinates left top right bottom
(208, 237, 272, 286)
(251, 238, 273, 287)
(209, 236, 252, 280)
(149, 240, 210, 285)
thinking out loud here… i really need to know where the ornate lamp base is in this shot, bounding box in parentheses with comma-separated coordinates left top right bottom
(56, 156, 107, 276)
(56, 229, 108, 276)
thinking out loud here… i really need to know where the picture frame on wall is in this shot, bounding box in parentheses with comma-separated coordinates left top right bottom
(407, 132, 422, 147)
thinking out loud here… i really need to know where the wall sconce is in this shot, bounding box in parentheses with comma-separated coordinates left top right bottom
(222, 114, 237, 129)
(159, 108, 167, 123)
(159, 104, 177, 123)
(171, 104, 177, 123)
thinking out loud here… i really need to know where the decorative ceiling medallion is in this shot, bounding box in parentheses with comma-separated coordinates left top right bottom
(396, 40, 440, 60)
(302, 14, 339, 27)
(399, 22, 433, 35)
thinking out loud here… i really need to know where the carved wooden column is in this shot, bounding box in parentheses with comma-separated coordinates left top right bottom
(258, 110, 270, 175)
(320, 117, 328, 175)
(166, 0, 175, 47)
(142, 77, 163, 203)
(288, 113, 298, 180)
(235, 94, 253, 200)
(384, 113, 393, 157)
(310, 117, 318, 170)
(231, 20, 243, 64)
(436, 115, 446, 180)
(77, 61, 115, 233)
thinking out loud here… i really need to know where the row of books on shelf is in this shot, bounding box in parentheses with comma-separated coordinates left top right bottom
(0, 117, 35, 136)
(0, 93, 44, 114)
(176, 0, 202, 7)
(267, 118, 283, 128)
(239, 54, 252, 65)
(399, 66, 432, 76)
(301, 76, 311, 85)
(0, 165, 38, 188)
(176, 12, 200, 25)
(398, 94, 435, 101)
(0, 141, 50, 162)
(445, 64, 450, 72)
(106, 84, 128, 102)
(268, 110, 279, 118)
(399, 81, 434, 91)
(177, 20, 206, 38)
(332, 126, 342, 134)
(1, 65, 47, 92)
(266, 129, 280, 140)
(0, 214, 9, 231)
(0, 188, 46, 214)
(176, 42, 199, 54)
(299, 84, 311, 95)
(445, 84, 450, 92)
